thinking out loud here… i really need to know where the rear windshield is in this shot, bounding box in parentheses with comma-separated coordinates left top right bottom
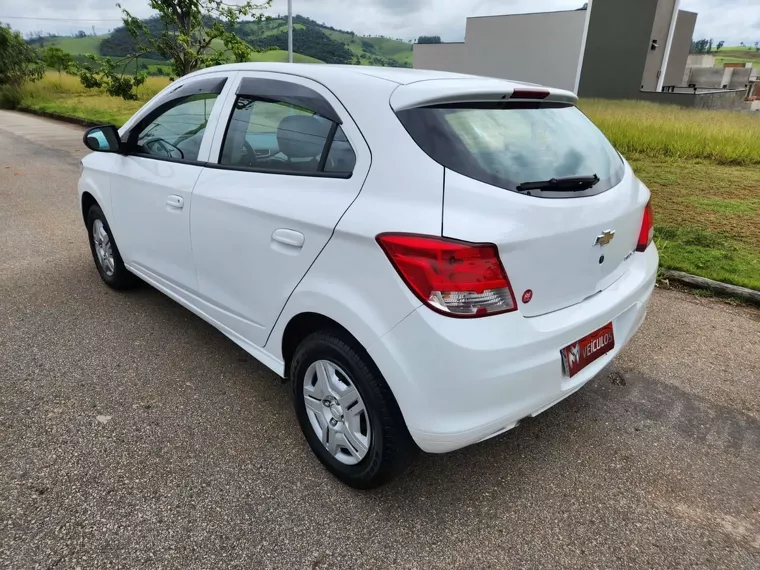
(396, 103, 624, 196)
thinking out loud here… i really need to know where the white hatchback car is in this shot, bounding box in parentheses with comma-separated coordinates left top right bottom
(79, 63, 658, 488)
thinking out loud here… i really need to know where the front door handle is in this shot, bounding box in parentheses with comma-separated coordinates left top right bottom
(166, 195, 184, 209)
(272, 229, 305, 248)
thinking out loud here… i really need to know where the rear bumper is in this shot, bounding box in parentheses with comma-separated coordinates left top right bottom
(368, 246, 658, 453)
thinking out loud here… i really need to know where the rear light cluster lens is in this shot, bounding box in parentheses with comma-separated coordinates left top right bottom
(376, 234, 517, 318)
(636, 199, 654, 252)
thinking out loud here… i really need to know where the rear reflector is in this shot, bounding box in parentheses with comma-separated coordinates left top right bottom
(636, 199, 654, 252)
(376, 234, 517, 318)
(510, 88, 550, 100)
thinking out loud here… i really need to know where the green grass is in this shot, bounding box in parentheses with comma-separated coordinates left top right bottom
(688, 197, 760, 215)
(18, 73, 167, 125)
(40, 34, 111, 55)
(629, 157, 760, 290)
(247, 49, 323, 63)
(580, 99, 760, 165)
(654, 225, 760, 291)
(714, 46, 760, 70)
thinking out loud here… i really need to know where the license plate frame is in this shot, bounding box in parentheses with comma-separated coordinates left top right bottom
(561, 322, 615, 378)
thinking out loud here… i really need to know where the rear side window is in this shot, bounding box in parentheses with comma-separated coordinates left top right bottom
(219, 79, 356, 177)
(396, 103, 624, 196)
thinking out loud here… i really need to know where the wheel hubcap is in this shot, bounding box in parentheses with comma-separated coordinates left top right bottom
(92, 219, 115, 277)
(303, 360, 371, 465)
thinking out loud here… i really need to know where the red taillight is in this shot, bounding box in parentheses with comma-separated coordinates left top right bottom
(376, 234, 517, 318)
(510, 88, 550, 99)
(636, 199, 654, 252)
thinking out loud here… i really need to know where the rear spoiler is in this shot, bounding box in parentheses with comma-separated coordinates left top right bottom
(390, 78, 578, 111)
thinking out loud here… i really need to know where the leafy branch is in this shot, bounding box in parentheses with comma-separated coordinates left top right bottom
(74, 54, 147, 100)
(118, 0, 272, 78)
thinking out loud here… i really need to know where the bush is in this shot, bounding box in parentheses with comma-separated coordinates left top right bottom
(0, 86, 22, 109)
(0, 23, 44, 88)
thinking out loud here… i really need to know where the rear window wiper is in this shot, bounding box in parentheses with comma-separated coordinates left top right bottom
(516, 174, 600, 192)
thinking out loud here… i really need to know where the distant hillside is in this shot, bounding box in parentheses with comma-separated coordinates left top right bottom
(28, 14, 413, 72)
(715, 46, 760, 70)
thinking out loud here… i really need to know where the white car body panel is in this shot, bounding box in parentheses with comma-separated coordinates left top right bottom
(77, 63, 659, 456)
(189, 71, 373, 347)
(442, 167, 648, 317)
(370, 245, 658, 452)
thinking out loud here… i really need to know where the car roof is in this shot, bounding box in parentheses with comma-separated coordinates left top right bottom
(189, 62, 535, 88)
(182, 63, 576, 117)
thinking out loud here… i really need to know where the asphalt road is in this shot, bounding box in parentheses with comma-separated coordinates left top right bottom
(1, 111, 759, 569)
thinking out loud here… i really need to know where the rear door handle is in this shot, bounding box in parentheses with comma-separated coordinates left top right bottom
(166, 195, 184, 209)
(272, 229, 305, 248)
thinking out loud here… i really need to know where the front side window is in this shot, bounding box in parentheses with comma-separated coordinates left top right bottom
(132, 92, 221, 163)
(220, 92, 356, 176)
(397, 103, 624, 196)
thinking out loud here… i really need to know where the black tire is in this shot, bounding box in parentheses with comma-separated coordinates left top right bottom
(86, 204, 138, 290)
(291, 330, 418, 489)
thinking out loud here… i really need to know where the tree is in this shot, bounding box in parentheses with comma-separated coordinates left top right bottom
(708, 38, 713, 53)
(0, 24, 44, 88)
(43, 46, 74, 77)
(74, 54, 147, 100)
(755, 41, 759, 52)
(691, 38, 710, 54)
(716, 40, 725, 51)
(118, 0, 272, 77)
(417, 36, 442, 44)
(76, 30, 88, 38)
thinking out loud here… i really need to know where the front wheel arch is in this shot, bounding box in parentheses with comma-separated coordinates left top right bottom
(81, 191, 98, 226)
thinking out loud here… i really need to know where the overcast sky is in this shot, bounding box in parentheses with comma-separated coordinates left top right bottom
(1, 0, 758, 46)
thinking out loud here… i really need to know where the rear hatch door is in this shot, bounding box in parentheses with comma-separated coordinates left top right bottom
(392, 79, 649, 317)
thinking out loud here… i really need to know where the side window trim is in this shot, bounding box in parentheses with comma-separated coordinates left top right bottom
(120, 75, 229, 163)
(317, 122, 339, 172)
(236, 77, 342, 124)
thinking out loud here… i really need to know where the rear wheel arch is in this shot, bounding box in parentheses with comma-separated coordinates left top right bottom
(281, 312, 361, 380)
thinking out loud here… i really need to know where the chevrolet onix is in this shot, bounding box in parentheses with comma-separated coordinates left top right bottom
(78, 63, 658, 489)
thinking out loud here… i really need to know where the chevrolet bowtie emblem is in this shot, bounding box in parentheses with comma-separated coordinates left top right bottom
(594, 230, 616, 247)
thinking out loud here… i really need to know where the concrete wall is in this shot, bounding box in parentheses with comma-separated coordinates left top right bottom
(729, 68, 752, 89)
(462, 11, 586, 91)
(686, 54, 716, 68)
(664, 10, 697, 86)
(687, 67, 727, 87)
(413, 10, 586, 92)
(642, 0, 677, 90)
(413, 43, 469, 74)
(637, 89, 751, 111)
(687, 66, 753, 89)
(579, 0, 660, 98)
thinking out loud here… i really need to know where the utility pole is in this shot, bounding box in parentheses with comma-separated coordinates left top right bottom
(288, 0, 293, 63)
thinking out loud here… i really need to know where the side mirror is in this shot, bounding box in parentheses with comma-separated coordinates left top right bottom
(83, 125, 122, 153)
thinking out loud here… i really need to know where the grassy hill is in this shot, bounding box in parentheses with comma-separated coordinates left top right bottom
(714, 46, 760, 70)
(35, 34, 111, 54)
(29, 14, 413, 72)
(321, 29, 413, 67)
